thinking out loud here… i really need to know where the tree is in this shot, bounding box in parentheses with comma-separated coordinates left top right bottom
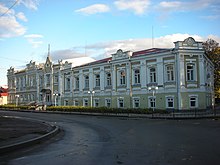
(203, 39, 220, 97)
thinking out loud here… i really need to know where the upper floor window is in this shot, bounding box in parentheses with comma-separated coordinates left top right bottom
(166, 64, 175, 82)
(84, 75, 89, 88)
(95, 74, 100, 87)
(106, 72, 112, 86)
(149, 67, 157, 83)
(54, 75, 59, 84)
(120, 70, 126, 85)
(134, 69, 140, 84)
(187, 63, 196, 81)
(46, 74, 50, 86)
(65, 77, 70, 91)
(75, 77, 79, 89)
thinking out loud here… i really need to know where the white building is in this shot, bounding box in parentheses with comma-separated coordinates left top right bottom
(7, 37, 214, 110)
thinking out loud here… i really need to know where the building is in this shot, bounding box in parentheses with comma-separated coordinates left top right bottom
(7, 37, 214, 110)
(0, 86, 8, 105)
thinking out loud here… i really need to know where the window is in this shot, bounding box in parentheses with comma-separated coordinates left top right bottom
(189, 96, 198, 108)
(134, 69, 140, 84)
(166, 65, 175, 82)
(54, 75, 58, 84)
(95, 74, 100, 87)
(148, 97, 156, 108)
(74, 100, 79, 106)
(46, 74, 50, 86)
(94, 99, 99, 107)
(133, 98, 140, 108)
(75, 77, 79, 89)
(83, 99, 89, 107)
(187, 63, 196, 81)
(65, 77, 70, 91)
(64, 100, 69, 106)
(149, 68, 156, 83)
(105, 98, 111, 108)
(118, 98, 124, 108)
(120, 71, 126, 85)
(106, 73, 112, 86)
(84, 75, 89, 88)
(166, 96, 174, 108)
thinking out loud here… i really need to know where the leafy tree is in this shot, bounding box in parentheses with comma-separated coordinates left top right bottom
(203, 39, 220, 97)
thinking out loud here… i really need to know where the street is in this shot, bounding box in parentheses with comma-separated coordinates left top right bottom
(0, 110, 220, 165)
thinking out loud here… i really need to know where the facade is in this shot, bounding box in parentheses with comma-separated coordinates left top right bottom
(7, 37, 214, 110)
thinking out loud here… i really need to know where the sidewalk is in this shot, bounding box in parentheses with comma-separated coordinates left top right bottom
(0, 116, 59, 154)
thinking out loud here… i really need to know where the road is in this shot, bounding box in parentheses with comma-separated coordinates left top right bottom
(0, 110, 220, 165)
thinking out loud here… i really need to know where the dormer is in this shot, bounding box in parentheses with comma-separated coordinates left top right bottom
(112, 49, 133, 60)
(174, 37, 203, 50)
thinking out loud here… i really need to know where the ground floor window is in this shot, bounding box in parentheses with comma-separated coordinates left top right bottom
(118, 97, 124, 108)
(94, 98, 99, 107)
(83, 98, 89, 107)
(148, 97, 156, 108)
(64, 100, 69, 106)
(74, 100, 79, 106)
(133, 97, 140, 108)
(105, 98, 111, 108)
(189, 95, 198, 108)
(166, 96, 174, 109)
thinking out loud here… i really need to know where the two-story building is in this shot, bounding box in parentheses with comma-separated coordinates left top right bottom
(7, 37, 214, 110)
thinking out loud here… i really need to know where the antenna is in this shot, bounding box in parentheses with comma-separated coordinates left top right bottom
(48, 44, 50, 56)
(152, 26, 154, 48)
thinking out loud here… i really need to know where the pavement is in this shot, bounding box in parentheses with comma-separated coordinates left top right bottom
(0, 115, 59, 155)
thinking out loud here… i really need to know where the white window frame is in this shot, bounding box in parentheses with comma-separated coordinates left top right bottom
(134, 69, 140, 84)
(133, 97, 140, 108)
(149, 67, 157, 83)
(84, 75, 89, 88)
(118, 97, 124, 108)
(75, 76, 79, 89)
(94, 98, 99, 107)
(165, 64, 175, 82)
(148, 96, 156, 108)
(119, 70, 126, 85)
(189, 95, 198, 108)
(95, 74, 100, 87)
(74, 99, 79, 106)
(65, 77, 70, 91)
(83, 98, 89, 107)
(106, 72, 112, 86)
(186, 63, 196, 81)
(105, 98, 111, 108)
(166, 96, 174, 109)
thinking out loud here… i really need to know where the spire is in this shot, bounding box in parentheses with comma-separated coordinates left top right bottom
(46, 44, 52, 62)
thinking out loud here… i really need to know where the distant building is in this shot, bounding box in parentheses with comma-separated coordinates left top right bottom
(7, 37, 214, 110)
(0, 87, 8, 105)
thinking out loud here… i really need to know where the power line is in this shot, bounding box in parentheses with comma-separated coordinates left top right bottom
(0, 0, 20, 17)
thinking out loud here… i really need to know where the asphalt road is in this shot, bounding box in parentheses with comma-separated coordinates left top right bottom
(0, 110, 220, 165)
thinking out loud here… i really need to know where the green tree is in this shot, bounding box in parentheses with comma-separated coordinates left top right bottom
(203, 39, 220, 97)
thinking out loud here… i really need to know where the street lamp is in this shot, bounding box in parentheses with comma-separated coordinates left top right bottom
(53, 93, 59, 106)
(148, 86, 158, 111)
(15, 94, 19, 107)
(88, 91, 95, 107)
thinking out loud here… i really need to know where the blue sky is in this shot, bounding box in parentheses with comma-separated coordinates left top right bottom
(0, 0, 220, 86)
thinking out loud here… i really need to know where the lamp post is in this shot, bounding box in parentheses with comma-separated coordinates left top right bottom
(15, 94, 19, 107)
(53, 93, 59, 106)
(148, 86, 158, 111)
(88, 91, 95, 107)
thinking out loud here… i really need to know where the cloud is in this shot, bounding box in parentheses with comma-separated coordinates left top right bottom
(84, 33, 220, 60)
(75, 4, 110, 15)
(16, 12, 28, 22)
(114, 0, 150, 15)
(0, 15, 26, 38)
(24, 34, 44, 48)
(0, 3, 27, 38)
(50, 49, 87, 61)
(19, 0, 40, 10)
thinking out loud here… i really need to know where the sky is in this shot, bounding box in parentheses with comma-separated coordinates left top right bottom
(0, 0, 220, 87)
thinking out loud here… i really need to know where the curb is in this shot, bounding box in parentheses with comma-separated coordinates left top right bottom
(0, 118, 60, 155)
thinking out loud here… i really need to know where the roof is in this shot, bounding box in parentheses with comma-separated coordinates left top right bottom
(73, 48, 171, 68)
